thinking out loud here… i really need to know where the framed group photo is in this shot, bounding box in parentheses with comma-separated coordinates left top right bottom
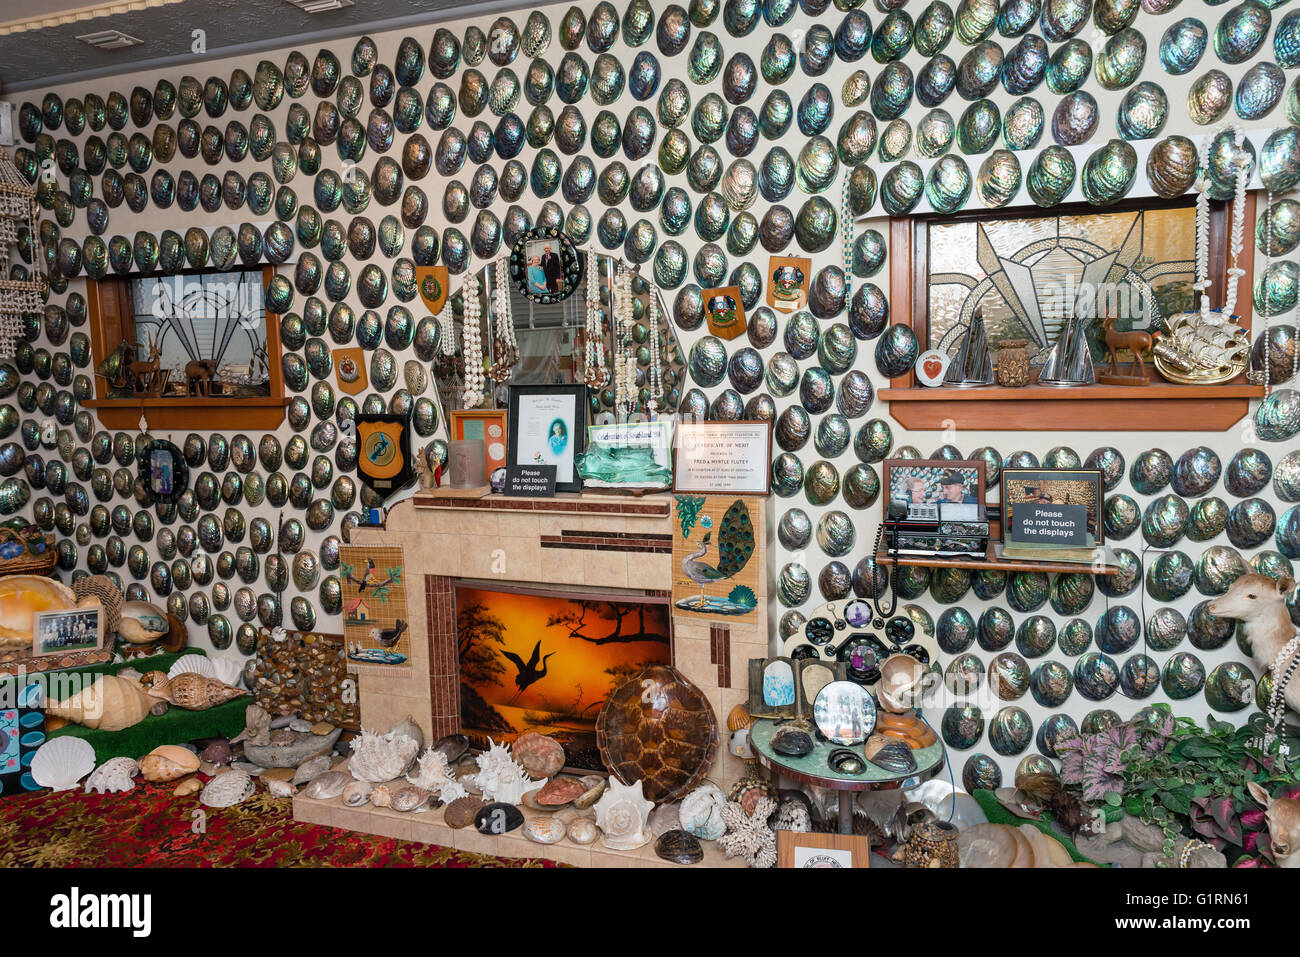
(33, 607, 105, 658)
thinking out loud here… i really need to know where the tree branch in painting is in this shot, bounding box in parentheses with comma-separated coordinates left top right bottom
(547, 600, 671, 646)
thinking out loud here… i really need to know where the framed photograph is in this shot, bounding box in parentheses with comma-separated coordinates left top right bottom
(32, 607, 105, 658)
(778, 831, 871, 868)
(673, 420, 772, 495)
(747, 656, 797, 720)
(450, 409, 509, 480)
(797, 659, 847, 720)
(1001, 467, 1103, 547)
(508, 227, 583, 304)
(580, 419, 674, 489)
(506, 384, 587, 493)
(136, 439, 188, 505)
(882, 458, 986, 522)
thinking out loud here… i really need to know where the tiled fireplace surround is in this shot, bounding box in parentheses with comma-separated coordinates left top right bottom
(293, 491, 764, 866)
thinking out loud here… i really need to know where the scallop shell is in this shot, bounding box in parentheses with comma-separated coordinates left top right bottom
(84, 756, 139, 795)
(30, 737, 95, 792)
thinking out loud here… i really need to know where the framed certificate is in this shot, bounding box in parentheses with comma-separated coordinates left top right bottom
(673, 420, 772, 495)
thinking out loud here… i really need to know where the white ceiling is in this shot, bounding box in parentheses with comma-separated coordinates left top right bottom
(0, 0, 534, 92)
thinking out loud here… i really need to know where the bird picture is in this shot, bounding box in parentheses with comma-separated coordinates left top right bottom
(502, 639, 556, 703)
(345, 558, 378, 591)
(678, 499, 756, 609)
(367, 619, 408, 648)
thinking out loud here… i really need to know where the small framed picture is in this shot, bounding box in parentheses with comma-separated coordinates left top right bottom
(506, 384, 587, 493)
(450, 409, 509, 480)
(137, 439, 189, 505)
(747, 656, 797, 720)
(1001, 467, 1104, 547)
(778, 831, 871, 868)
(508, 228, 583, 304)
(32, 607, 105, 658)
(882, 458, 986, 522)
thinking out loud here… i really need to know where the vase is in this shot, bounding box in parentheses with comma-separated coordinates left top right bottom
(995, 339, 1031, 388)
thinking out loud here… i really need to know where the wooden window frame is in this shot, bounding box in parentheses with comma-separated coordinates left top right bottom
(880, 194, 1264, 432)
(82, 264, 288, 430)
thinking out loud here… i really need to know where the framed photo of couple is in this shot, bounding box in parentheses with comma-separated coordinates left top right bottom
(508, 228, 582, 305)
(882, 459, 986, 522)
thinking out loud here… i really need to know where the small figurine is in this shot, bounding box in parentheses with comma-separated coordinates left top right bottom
(185, 358, 218, 396)
(1098, 316, 1154, 386)
(128, 332, 163, 395)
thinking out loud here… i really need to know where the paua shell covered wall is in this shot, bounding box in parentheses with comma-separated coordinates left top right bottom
(8, 0, 1300, 785)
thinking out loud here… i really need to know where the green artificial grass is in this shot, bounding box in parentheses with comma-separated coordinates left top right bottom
(972, 789, 1104, 866)
(45, 650, 249, 764)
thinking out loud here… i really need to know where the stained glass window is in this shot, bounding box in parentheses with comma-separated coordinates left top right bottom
(926, 204, 1197, 364)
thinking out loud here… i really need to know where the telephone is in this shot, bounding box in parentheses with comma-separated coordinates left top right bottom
(866, 501, 908, 624)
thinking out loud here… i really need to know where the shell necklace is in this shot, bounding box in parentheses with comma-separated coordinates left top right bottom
(646, 279, 663, 414)
(614, 262, 637, 416)
(1249, 193, 1300, 398)
(461, 276, 485, 408)
(582, 247, 609, 389)
(489, 256, 518, 383)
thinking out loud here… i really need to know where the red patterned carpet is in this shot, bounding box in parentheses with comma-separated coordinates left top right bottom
(0, 783, 561, 868)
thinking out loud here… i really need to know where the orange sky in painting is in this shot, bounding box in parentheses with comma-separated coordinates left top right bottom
(457, 586, 670, 714)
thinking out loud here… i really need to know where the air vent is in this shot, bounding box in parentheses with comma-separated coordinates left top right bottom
(283, 0, 354, 11)
(76, 29, 144, 50)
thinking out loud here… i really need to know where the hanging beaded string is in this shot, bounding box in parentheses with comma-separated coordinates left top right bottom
(582, 247, 608, 388)
(1263, 633, 1300, 759)
(841, 170, 854, 310)
(1222, 125, 1250, 320)
(1253, 192, 1276, 393)
(489, 256, 518, 383)
(614, 262, 637, 417)
(646, 279, 663, 415)
(1193, 174, 1213, 321)
(437, 296, 456, 357)
(461, 275, 485, 408)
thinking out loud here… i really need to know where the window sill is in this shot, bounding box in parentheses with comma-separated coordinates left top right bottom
(878, 383, 1262, 431)
(82, 397, 290, 430)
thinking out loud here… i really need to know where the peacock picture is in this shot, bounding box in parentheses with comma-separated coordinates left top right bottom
(676, 498, 757, 615)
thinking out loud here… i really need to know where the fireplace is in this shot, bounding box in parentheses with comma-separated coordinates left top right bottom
(294, 490, 764, 864)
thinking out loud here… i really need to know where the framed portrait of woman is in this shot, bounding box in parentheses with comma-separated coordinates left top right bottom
(506, 384, 587, 493)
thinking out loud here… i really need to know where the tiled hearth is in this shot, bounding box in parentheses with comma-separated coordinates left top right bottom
(294, 490, 768, 863)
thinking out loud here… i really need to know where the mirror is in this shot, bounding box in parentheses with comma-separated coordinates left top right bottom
(436, 250, 686, 419)
(812, 680, 878, 746)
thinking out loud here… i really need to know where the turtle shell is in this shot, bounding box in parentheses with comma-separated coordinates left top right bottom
(595, 664, 719, 804)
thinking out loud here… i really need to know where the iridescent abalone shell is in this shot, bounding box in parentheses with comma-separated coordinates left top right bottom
(1146, 550, 1195, 602)
(989, 706, 1033, 757)
(1074, 652, 1120, 701)
(1214, 0, 1271, 65)
(1130, 447, 1173, 494)
(955, 98, 1000, 154)
(1161, 652, 1206, 700)
(1081, 138, 1137, 205)
(1026, 145, 1076, 206)
(1187, 496, 1230, 542)
(977, 606, 1015, 652)
(925, 154, 972, 213)
(1188, 70, 1234, 126)
(976, 149, 1022, 207)
(1097, 548, 1141, 598)
(1142, 493, 1189, 548)
(1046, 38, 1092, 95)
(1146, 134, 1199, 198)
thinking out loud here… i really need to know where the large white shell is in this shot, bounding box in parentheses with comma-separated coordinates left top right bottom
(472, 737, 543, 804)
(347, 726, 420, 782)
(594, 777, 653, 850)
(31, 737, 96, 792)
(117, 600, 169, 643)
(168, 653, 216, 679)
(679, 782, 727, 841)
(200, 769, 256, 808)
(405, 745, 464, 799)
(83, 756, 138, 795)
(208, 658, 245, 688)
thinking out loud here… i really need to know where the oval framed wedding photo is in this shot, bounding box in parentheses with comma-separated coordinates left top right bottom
(508, 227, 582, 304)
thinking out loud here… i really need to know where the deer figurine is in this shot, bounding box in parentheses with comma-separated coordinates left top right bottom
(1100, 316, 1154, 384)
(185, 358, 218, 396)
(129, 332, 162, 395)
(1209, 574, 1299, 713)
(1246, 781, 1300, 867)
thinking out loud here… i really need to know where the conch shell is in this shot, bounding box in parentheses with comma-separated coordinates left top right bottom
(139, 745, 201, 782)
(141, 671, 248, 710)
(0, 575, 76, 646)
(46, 674, 153, 732)
(347, 725, 420, 783)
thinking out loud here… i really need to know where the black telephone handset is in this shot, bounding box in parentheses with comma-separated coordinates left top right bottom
(869, 502, 908, 625)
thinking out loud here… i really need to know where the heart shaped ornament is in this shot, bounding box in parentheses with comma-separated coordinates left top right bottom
(916, 349, 951, 388)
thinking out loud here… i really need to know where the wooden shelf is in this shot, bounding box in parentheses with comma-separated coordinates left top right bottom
(879, 382, 1262, 431)
(875, 546, 1120, 576)
(82, 396, 290, 430)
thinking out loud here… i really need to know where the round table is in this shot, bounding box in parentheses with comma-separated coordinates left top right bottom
(750, 718, 946, 834)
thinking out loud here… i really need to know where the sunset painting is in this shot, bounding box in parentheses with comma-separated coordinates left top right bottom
(455, 585, 671, 771)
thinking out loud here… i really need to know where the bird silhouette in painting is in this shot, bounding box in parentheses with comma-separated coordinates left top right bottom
(502, 640, 555, 702)
(679, 499, 755, 609)
(368, 619, 408, 648)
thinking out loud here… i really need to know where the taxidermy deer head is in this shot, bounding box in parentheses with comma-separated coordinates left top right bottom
(1248, 781, 1300, 868)
(1209, 575, 1298, 710)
